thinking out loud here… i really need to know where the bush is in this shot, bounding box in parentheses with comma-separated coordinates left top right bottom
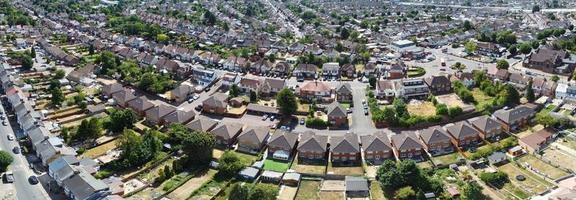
(448, 107, 463, 119)
(479, 171, 509, 189)
(435, 104, 448, 115)
(94, 170, 113, 179)
(305, 118, 328, 128)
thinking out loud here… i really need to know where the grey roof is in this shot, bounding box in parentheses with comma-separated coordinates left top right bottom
(493, 105, 536, 123)
(419, 126, 451, 144)
(445, 121, 480, 140)
(327, 102, 347, 117)
(112, 89, 136, 105)
(102, 83, 123, 96)
(210, 123, 243, 140)
(238, 167, 259, 179)
(361, 131, 392, 152)
(488, 152, 507, 164)
(237, 126, 270, 145)
(171, 84, 191, 98)
(330, 133, 360, 154)
(203, 93, 228, 108)
(262, 78, 286, 90)
(391, 132, 423, 151)
(336, 83, 352, 94)
(345, 176, 369, 192)
(145, 104, 176, 121)
(186, 117, 218, 132)
(298, 131, 328, 152)
(62, 171, 109, 200)
(469, 115, 502, 133)
(268, 130, 299, 150)
(28, 126, 50, 147)
(425, 75, 451, 87)
(127, 96, 155, 112)
(163, 109, 195, 124)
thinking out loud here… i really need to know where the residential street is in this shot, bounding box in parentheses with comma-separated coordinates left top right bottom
(0, 104, 51, 200)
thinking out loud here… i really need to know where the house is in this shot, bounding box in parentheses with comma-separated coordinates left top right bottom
(326, 102, 348, 128)
(487, 66, 509, 81)
(542, 80, 558, 97)
(112, 89, 137, 107)
(345, 176, 369, 198)
(298, 81, 334, 103)
(391, 132, 424, 161)
(418, 126, 454, 156)
(386, 63, 405, 79)
(360, 132, 393, 164)
(322, 62, 340, 80)
(524, 48, 576, 75)
(518, 128, 554, 154)
(330, 133, 360, 163)
(468, 116, 504, 141)
(28, 126, 50, 148)
(62, 171, 110, 200)
(399, 78, 429, 100)
(237, 126, 270, 154)
(493, 105, 536, 132)
(186, 117, 218, 132)
(102, 83, 124, 97)
(452, 72, 475, 88)
(445, 122, 481, 148)
(425, 75, 451, 95)
(250, 59, 273, 74)
(335, 83, 352, 103)
(163, 109, 195, 125)
(35, 137, 77, 166)
(340, 64, 356, 78)
(127, 96, 155, 117)
(191, 65, 217, 87)
(267, 130, 298, 160)
(508, 73, 531, 91)
(297, 132, 328, 162)
(487, 151, 508, 165)
(210, 123, 243, 147)
(272, 61, 291, 77)
(239, 76, 262, 93)
(259, 78, 285, 97)
(556, 83, 569, 100)
(293, 64, 317, 81)
(363, 63, 377, 77)
(145, 104, 176, 125)
(48, 155, 80, 186)
(375, 80, 399, 100)
(171, 84, 192, 103)
(202, 93, 228, 114)
(221, 72, 240, 88)
(476, 42, 502, 57)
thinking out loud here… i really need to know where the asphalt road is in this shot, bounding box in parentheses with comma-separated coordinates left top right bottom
(0, 104, 50, 200)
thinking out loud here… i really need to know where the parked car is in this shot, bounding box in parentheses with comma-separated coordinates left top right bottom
(192, 94, 200, 100)
(28, 176, 38, 185)
(12, 147, 20, 154)
(4, 171, 14, 183)
(187, 98, 194, 103)
(194, 105, 203, 112)
(262, 114, 268, 121)
(364, 108, 369, 115)
(299, 118, 305, 125)
(347, 108, 352, 113)
(7, 135, 14, 141)
(2, 121, 7, 126)
(269, 115, 275, 121)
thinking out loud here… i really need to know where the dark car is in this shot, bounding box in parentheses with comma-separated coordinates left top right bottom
(12, 147, 20, 154)
(364, 108, 369, 116)
(194, 105, 203, 112)
(28, 176, 38, 185)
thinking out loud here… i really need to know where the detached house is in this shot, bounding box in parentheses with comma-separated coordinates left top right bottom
(425, 75, 451, 95)
(294, 64, 318, 81)
(127, 96, 155, 117)
(518, 128, 554, 154)
(391, 132, 424, 161)
(469, 116, 504, 141)
(202, 93, 228, 114)
(322, 62, 340, 80)
(399, 78, 429, 100)
(267, 130, 299, 160)
(145, 104, 176, 125)
(186, 117, 219, 132)
(297, 132, 328, 162)
(237, 126, 270, 154)
(493, 105, 536, 132)
(341, 64, 356, 78)
(171, 84, 192, 104)
(327, 102, 348, 128)
(112, 89, 137, 107)
(210, 123, 243, 147)
(298, 81, 334, 103)
(445, 122, 481, 148)
(419, 126, 454, 156)
(250, 59, 273, 75)
(336, 83, 353, 103)
(330, 133, 360, 163)
(487, 66, 509, 81)
(508, 73, 531, 91)
(524, 48, 576, 75)
(361, 132, 393, 164)
(260, 78, 286, 97)
(272, 61, 291, 77)
(163, 109, 195, 125)
(375, 80, 399, 100)
(239, 76, 262, 93)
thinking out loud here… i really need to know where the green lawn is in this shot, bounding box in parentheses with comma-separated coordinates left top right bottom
(432, 152, 462, 166)
(340, 103, 351, 109)
(370, 181, 387, 200)
(235, 152, 258, 166)
(471, 88, 495, 111)
(263, 159, 290, 172)
(517, 155, 569, 180)
(407, 67, 425, 77)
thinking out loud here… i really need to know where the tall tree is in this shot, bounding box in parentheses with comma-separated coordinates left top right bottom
(461, 182, 485, 200)
(21, 54, 33, 70)
(30, 47, 36, 58)
(107, 109, 137, 133)
(182, 131, 215, 166)
(217, 151, 245, 176)
(50, 88, 64, 106)
(393, 98, 408, 118)
(377, 160, 403, 189)
(229, 183, 250, 200)
(0, 151, 13, 172)
(496, 59, 509, 69)
(276, 88, 298, 117)
(526, 80, 535, 102)
(249, 184, 279, 200)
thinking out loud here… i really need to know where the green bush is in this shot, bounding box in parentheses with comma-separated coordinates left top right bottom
(94, 170, 112, 179)
(448, 107, 463, 119)
(305, 118, 328, 128)
(479, 171, 509, 189)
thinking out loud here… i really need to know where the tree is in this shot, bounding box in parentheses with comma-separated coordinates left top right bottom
(452, 62, 466, 71)
(497, 85, 520, 106)
(536, 113, 556, 127)
(218, 151, 245, 177)
(107, 109, 137, 133)
(369, 76, 377, 88)
(75, 118, 102, 141)
(518, 43, 532, 54)
(249, 184, 279, 200)
(416, 190, 427, 200)
(496, 59, 509, 69)
(21, 54, 33, 70)
(532, 5, 540, 13)
(229, 84, 240, 97)
(156, 33, 169, 44)
(203, 10, 216, 25)
(276, 88, 298, 117)
(340, 27, 350, 39)
(436, 104, 448, 115)
(464, 40, 477, 53)
(54, 69, 66, 79)
(461, 182, 485, 200)
(0, 151, 13, 172)
(89, 44, 95, 55)
(99, 51, 118, 74)
(182, 131, 214, 166)
(51, 87, 64, 106)
(508, 45, 517, 55)
(377, 160, 403, 189)
(479, 171, 509, 189)
(448, 107, 463, 118)
(115, 129, 162, 169)
(551, 75, 560, 82)
(463, 20, 473, 31)
(229, 183, 250, 200)
(526, 80, 535, 103)
(394, 186, 416, 200)
(30, 47, 36, 58)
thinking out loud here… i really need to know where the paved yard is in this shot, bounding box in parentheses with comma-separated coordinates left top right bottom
(167, 169, 217, 200)
(517, 155, 570, 180)
(320, 180, 345, 191)
(214, 113, 275, 128)
(278, 185, 298, 200)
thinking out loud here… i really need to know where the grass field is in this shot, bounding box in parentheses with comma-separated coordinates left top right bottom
(318, 191, 344, 199)
(327, 163, 364, 176)
(432, 152, 462, 166)
(471, 88, 495, 111)
(81, 140, 118, 159)
(295, 180, 321, 200)
(291, 158, 326, 175)
(407, 101, 436, 117)
(370, 181, 387, 200)
(168, 169, 217, 200)
(543, 148, 576, 172)
(263, 159, 290, 172)
(517, 155, 569, 180)
(498, 162, 554, 195)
